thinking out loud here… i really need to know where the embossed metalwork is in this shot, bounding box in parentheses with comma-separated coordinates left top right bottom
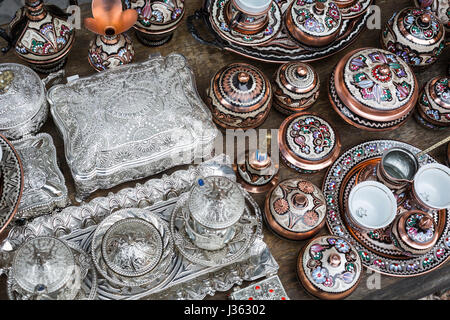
(0, 63, 48, 140)
(12, 133, 69, 220)
(323, 140, 450, 277)
(3, 155, 278, 300)
(0, 135, 24, 234)
(297, 235, 362, 299)
(6, 236, 97, 300)
(48, 54, 218, 200)
(229, 275, 289, 300)
(415, 76, 450, 129)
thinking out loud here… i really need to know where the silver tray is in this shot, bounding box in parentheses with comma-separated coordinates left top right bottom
(12, 133, 69, 220)
(48, 53, 218, 201)
(3, 155, 279, 300)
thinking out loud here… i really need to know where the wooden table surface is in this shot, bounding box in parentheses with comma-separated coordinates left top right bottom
(0, 0, 449, 300)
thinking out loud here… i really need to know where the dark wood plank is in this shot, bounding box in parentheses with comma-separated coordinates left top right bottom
(0, 0, 448, 300)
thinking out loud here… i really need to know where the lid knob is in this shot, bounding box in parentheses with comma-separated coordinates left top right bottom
(379, 64, 391, 76)
(249, 150, 271, 170)
(419, 12, 432, 25)
(293, 193, 309, 208)
(418, 216, 433, 231)
(328, 253, 341, 267)
(238, 72, 250, 84)
(296, 65, 308, 78)
(313, 2, 325, 15)
(0, 70, 14, 94)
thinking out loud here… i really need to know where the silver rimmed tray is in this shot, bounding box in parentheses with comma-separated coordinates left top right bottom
(323, 140, 450, 277)
(48, 53, 218, 201)
(2, 155, 279, 299)
(188, 0, 374, 63)
(12, 133, 69, 220)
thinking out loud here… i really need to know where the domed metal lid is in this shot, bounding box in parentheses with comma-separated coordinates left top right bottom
(279, 112, 341, 171)
(286, 0, 342, 45)
(210, 63, 271, 114)
(101, 218, 164, 277)
(297, 235, 362, 299)
(188, 176, 245, 229)
(333, 48, 418, 122)
(0, 63, 44, 130)
(12, 236, 75, 295)
(419, 76, 450, 126)
(396, 7, 444, 46)
(265, 178, 326, 240)
(396, 210, 438, 251)
(275, 62, 319, 95)
(126, 0, 185, 34)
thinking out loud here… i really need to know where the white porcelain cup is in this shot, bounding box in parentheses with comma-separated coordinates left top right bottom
(413, 163, 450, 210)
(234, 0, 272, 15)
(347, 181, 397, 231)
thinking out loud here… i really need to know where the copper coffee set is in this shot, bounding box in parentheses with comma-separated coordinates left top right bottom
(0, 0, 449, 301)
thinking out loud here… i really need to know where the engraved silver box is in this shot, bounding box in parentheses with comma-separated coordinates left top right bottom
(47, 53, 218, 200)
(12, 133, 69, 220)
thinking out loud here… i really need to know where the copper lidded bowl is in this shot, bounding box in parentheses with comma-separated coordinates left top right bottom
(285, 0, 343, 47)
(278, 112, 341, 173)
(414, 0, 450, 34)
(381, 7, 446, 68)
(389, 210, 438, 257)
(297, 235, 362, 300)
(206, 63, 272, 130)
(126, 0, 185, 47)
(415, 75, 449, 129)
(329, 47, 419, 131)
(272, 62, 320, 115)
(264, 178, 326, 240)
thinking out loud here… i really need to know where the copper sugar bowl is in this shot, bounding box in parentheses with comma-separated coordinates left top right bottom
(329, 47, 419, 131)
(297, 235, 362, 300)
(272, 62, 320, 115)
(285, 0, 343, 47)
(225, 0, 273, 35)
(278, 112, 341, 173)
(414, 0, 450, 34)
(0, 0, 75, 73)
(389, 210, 438, 257)
(264, 178, 326, 241)
(206, 62, 272, 130)
(414, 75, 449, 129)
(381, 7, 446, 68)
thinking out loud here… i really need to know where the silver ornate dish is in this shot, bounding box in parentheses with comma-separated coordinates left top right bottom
(12, 133, 69, 220)
(3, 155, 278, 300)
(323, 140, 450, 277)
(48, 53, 218, 200)
(91, 208, 174, 288)
(171, 191, 261, 267)
(0, 135, 23, 234)
(229, 275, 289, 300)
(4, 236, 97, 300)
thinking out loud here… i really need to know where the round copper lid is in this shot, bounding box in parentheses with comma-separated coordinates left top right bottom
(297, 235, 362, 299)
(285, 0, 342, 47)
(417, 76, 450, 127)
(206, 63, 272, 129)
(264, 178, 326, 240)
(396, 210, 438, 252)
(332, 47, 418, 123)
(273, 62, 320, 113)
(279, 112, 341, 172)
(396, 8, 444, 47)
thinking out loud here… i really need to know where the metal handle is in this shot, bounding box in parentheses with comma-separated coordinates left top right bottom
(187, 9, 224, 50)
(416, 135, 450, 158)
(42, 69, 66, 88)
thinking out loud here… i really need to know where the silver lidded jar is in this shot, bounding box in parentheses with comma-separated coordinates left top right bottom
(184, 176, 246, 251)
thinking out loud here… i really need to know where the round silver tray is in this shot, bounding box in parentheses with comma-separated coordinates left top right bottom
(323, 139, 450, 277)
(170, 187, 262, 267)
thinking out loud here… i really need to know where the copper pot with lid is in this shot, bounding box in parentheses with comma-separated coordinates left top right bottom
(329, 47, 419, 131)
(206, 62, 272, 130)
(415, 75, 449, 129)
(285, 0, 343, 47)
(272, 62, 320, 115)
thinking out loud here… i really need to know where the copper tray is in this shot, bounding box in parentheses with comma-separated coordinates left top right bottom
(188, 0, 375, 63)
(323, 140, 450, 277)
